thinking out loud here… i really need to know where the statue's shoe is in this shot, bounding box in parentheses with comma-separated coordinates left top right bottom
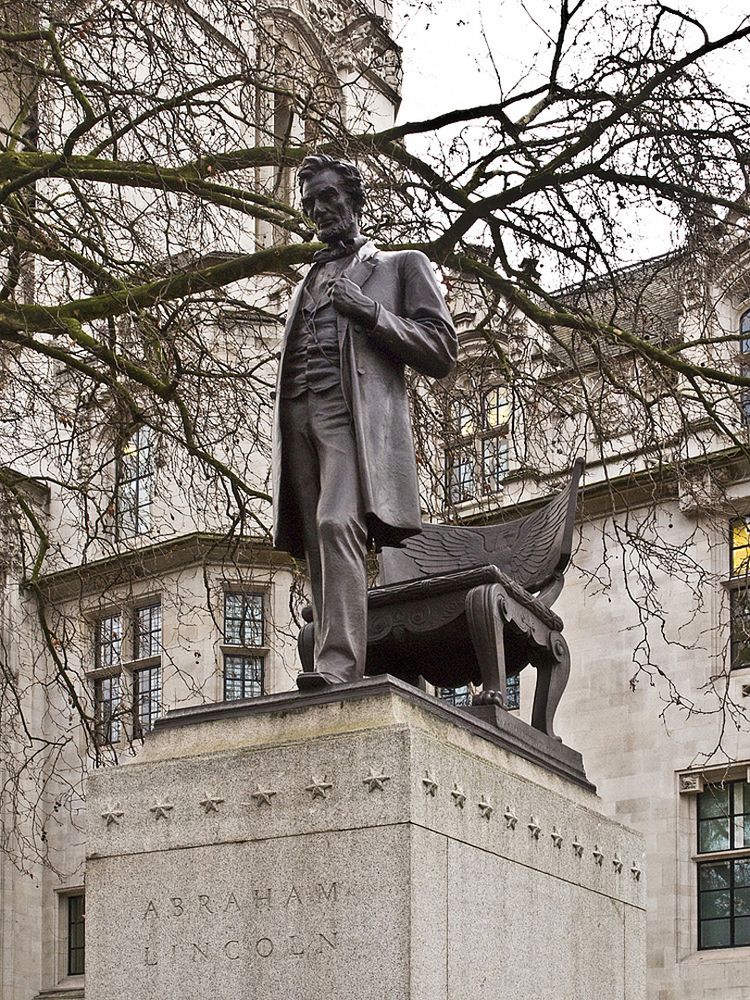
(296, 671, 332, 692)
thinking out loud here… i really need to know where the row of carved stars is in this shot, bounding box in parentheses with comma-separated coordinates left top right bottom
(99, 768, 393, 826)
(421, 771, 642, 881)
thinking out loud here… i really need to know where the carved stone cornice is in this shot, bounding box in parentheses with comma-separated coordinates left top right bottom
(36, 531, 295, 603)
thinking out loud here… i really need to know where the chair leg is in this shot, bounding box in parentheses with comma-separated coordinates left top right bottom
(465, 584, 506, 707)
(297, 621, 315, 673)
(530, 631, 570, 741)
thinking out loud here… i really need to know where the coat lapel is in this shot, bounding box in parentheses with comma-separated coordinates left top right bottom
(337, 244, 379, 345)
(279, 274, 309, 353)
(343, 255, 377, 290)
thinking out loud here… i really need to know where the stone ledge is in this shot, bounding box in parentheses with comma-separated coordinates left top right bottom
(34, 988, 85, 999)
(153, 674, 593, 790)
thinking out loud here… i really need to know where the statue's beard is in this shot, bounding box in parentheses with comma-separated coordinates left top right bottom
(318, 215, 358, 245)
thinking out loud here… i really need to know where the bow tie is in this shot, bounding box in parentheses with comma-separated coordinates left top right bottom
(313, 237, 365, 264)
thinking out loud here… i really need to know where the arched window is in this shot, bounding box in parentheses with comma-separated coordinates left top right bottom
(116, 426, 153, 539)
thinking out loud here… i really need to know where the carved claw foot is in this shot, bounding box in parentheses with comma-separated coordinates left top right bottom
(473, 690, 505, 707)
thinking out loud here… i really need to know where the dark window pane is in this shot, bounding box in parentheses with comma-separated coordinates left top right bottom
(224, 655, 263, 701)
(741, 309, 750, 355)
(96, 614, 122, 669)
(436, 685, 471, 707)
(223, 593, 264, 647)
(481, 435, 508, 494)
(94, 674, 122, 745)
(134, 665, 161, 736)
(698, 785, 730, 820)
(699, 889, 731, 920)
(135, 603, 162, 659)
(734, 887, 750, 917)
(506, 674, 520, 711)
(734, 859, 750, 888)
(68, 894, 85, 975)
(735, 916, 750, 946)
(452, 397, 475, 436)
(445, 447, 475, 504)
(700, 918, 731, 949)
(700, 862, 731, 892)
(731, 589, 750, 669)
(117, 427, 153, 539)
(699, 818, 730, 853)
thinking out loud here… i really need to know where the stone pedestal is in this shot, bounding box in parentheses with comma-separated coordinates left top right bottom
(86, 676, 645, 1000)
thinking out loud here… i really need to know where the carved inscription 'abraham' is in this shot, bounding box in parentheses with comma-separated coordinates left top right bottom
(142, 882, 339, 918)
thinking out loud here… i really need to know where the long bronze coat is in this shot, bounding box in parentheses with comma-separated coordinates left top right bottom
(272, 244, 458, 559)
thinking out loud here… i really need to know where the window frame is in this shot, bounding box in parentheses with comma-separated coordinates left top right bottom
(94, 672, 123, 747)
(741, 308, 750, 357)
(66, 892, 85, 976)
(695, 777, 750, 951)
(698, 857, 750, 950)
(134, 601, 162, 660)
(445, 445, 476, 505)
(223, 653, 265, 701)
(444, 382, 511, 506)
(89, 596, 164, 748)
(133, 662, 162, 738)
(221, 588, 268, 702)
(728, 519, 750, 671)
(115, 425, 154, 540)
(94, 612, 122, 670)
(223, 591, 265, 648)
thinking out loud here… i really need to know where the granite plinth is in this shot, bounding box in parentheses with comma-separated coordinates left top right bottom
(85, 675, 645, 1000)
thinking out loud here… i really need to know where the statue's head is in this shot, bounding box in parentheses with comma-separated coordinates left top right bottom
(298, 153, 365, 245)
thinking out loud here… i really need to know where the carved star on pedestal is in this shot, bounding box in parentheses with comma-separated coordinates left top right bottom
(593, 844, 604, 866)
(613, 854, 623, 874)
(451, 784, 466, 808)
(363, 769, 391, 792)
(422, 772, 439, 796)
(503, 807, 518, 830)
(631, 862, 642, 881)
(572, 838, 584, 858)
(149, 802, 174, 820)
(478, 796, 493, 820)
(528, 817, 541, 840)
(249, 786, 277, 807)
(306, 776, 333, 799)
(101, 803, 124, 827)
(199, 794, 224, 814)
(550, 826, 563, 848)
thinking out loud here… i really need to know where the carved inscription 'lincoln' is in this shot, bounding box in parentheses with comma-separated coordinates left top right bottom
(144, 932, 337, 967)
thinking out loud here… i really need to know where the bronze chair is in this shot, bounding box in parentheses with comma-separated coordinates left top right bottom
(299, 459, 583, 739)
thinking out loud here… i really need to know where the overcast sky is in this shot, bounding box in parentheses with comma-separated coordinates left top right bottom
(393, 0, 750, 123)
(389, 0, 750, 268)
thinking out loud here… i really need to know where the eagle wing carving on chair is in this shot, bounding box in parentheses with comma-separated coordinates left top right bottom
(401, 473, 575, 593)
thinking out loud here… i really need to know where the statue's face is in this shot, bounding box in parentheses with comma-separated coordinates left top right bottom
(301, 167, 359, 244)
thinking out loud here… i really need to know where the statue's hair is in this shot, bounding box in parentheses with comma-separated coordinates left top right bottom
(297, 153, 366, 216)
